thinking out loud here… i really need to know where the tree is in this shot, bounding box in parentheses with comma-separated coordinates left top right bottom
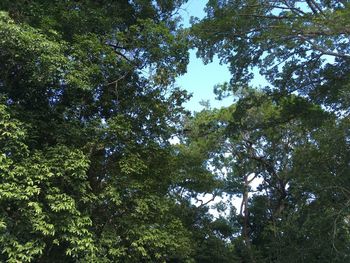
(190, 1, 350, 261)
(186, 92, 350, 262)
(192, 0, 350, 113)
(0, 1, 224, 262)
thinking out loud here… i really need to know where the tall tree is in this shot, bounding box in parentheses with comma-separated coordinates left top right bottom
(192, 0, 350, 113)
(186, 92, 350, 262)
(190, 1, 350, 262)
(0, 1, 222, 262)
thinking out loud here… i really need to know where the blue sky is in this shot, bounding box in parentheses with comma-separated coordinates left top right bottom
(176, 0, 269, 112)
(176, 0, 234, 112)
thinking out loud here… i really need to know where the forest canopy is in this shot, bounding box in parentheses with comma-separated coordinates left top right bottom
(0, 0, 349, 262)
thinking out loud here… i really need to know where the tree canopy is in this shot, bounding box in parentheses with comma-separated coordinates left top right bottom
(188, 0, 350, 262)
(0, 0, 349, 262)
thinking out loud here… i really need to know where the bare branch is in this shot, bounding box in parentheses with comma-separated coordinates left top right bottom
(306, 0, 319, 14)
(196, 193, 217, 208)
(298, 35, 350, 59)
(282, 0, 307, 16)
(309, 0, 326, 16)
(237, 14, 295, 20)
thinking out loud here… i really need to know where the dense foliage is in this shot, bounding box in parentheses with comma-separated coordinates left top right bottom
(188, 0, 350, 262)
(0, 0, 349, 262)
(0, 1, 227, 262)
